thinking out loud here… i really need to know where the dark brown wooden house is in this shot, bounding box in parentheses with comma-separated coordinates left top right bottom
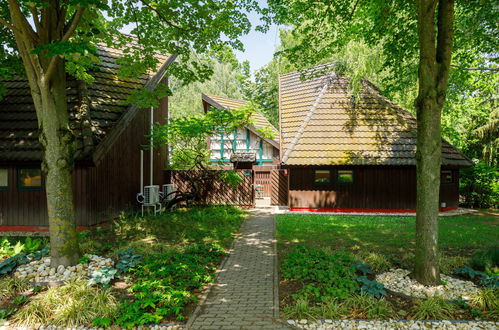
(0, 44, 175, 231)
(279, 64, 473, 212)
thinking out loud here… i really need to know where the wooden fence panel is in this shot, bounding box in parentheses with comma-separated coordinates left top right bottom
(271, 169, 288, 206)
(170, 170, 254, 207)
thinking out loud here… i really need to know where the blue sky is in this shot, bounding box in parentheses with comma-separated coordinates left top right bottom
(233, 6, 280, 73)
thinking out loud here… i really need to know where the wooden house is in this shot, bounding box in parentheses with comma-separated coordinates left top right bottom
(202, 94, 280, 169)
(0, 44, 175, 231)
(279, 64, 473, 212)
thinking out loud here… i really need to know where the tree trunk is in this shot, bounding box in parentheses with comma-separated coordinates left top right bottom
(7, 0, 81, 267)
(38, 63, 80, 267)
(413, 0, 454, 285)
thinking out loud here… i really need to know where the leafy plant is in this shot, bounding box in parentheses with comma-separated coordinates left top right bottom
(282, 299, 317, 319)
(92, 317, 113, 328)
(282, 245, 359, 302)
(342, 295, 395, 319)
(354, 276, 387, 299)
(115, 243, 225, 327)
(0, 254, 29, 275)
(412, 296, 455, 320)
(13, 279, 118, 327)
(22, 237, 46, 254)
(78, 256, 91, 264)
(351, 260, 372, 276)
(32, 285, 45, 293)
(470, 288, 498, 311)
(88, 267, 117, 287)
(357, 252, 392, 273)
(12, 296, 28, 305)
(27, 247, 49, 261)
(454, 266, 482, 279)
(115, 248, 142, 274)
(0, 277, 29, 299)
(0, 308, 16, 320)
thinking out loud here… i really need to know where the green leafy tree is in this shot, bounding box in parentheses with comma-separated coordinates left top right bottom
(0, 0, 257, 266)
(169, 47, 252, 118)
(263, 0, 497, 284)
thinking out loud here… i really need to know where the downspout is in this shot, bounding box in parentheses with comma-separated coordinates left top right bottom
(281, 75, 335, 164)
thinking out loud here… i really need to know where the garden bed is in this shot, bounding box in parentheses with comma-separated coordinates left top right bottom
(276, 211, 499, 323)
(0, 206, 246, 328)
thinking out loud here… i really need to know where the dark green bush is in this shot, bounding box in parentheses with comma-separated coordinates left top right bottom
(460, 162, 499, 209)
(115, 243, 226, 327)
(282, 245, 359, 302)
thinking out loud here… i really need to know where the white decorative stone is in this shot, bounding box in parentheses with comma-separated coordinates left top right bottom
(376, 268, 479, 300)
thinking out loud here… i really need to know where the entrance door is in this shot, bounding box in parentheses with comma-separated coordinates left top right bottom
(254, 170, 271, 199)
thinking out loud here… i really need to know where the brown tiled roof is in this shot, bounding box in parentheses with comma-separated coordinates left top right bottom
(202, 93, 280, 147)
(0, 43, 173, 162)
(279, 64, 473, 167)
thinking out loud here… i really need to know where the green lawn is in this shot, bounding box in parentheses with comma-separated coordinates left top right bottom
(277, 211, 499, 258)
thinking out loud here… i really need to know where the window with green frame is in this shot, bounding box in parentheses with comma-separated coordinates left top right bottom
(0, 168, 8, 190)
(314, 170, 331, 184)
(18, 168, 43, 190)
(337, 170, 354, 184)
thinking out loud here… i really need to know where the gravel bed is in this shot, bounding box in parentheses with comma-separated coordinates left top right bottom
(288, 319, 499, 329)
(376, 269, 479, 300)
(13, 254, 114, 283)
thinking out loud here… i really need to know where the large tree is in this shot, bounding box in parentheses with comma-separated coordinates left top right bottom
(0, 0, 257, 266)
(263, 0, 497, 284)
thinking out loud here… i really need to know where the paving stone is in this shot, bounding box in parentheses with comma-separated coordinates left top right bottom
(188, 209, 290, 329)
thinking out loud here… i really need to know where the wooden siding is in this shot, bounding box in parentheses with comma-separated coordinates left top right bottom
(286, 166, 459, 210)
(271, 169, 289, 206)
(0, 80, 169, 227)
(170, 170, 254, 207)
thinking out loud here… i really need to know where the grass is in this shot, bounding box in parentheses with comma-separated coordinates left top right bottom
(277, 212, 499, 259)
(13, 279, 118, 327)
(86, 205, 246, 257)
(277, 211, 499, 321)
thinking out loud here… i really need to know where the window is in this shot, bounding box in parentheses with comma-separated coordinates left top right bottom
(18, 168, 43, 190)
(337, 170, 354, 184)
(441, 170, 453, 184)
(0, 169, 8, 190)
(314, 170, 331, 184)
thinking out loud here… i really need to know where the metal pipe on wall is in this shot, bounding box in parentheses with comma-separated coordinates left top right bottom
(150, 106, 154, 186)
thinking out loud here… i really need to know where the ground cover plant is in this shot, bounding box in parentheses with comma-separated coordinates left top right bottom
(277, 211, 499, 321)
(0, 206, 246, 327)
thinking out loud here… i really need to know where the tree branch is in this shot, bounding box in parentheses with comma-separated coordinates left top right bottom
(29, 5, 42, 33)
(450, 64, 499, 71)
(7, 0, 38, 41)
(61, 6, 85, 42)
(436, 0, 454, 93)
(139, 0, 186, 31)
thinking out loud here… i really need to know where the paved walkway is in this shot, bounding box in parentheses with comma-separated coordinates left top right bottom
(187, 209, 290, 330)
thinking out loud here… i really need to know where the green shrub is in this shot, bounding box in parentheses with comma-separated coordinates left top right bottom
(439, 254, 469, 275)
(411, 296, 455, 320)
(460, 162, 499, 209)
(342, 295, 395, 319)
(282, 245, 359, 301)
(115, 243, 226, 327)
(470, 247, 499, 271)
(0, 277, 29, 299)
(471, 288, 498, 311)
(12, 279, 118, 327)
(357, 252, 392, 273)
